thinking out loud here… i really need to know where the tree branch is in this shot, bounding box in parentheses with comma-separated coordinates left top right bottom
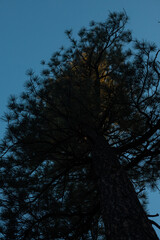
(149, 220, 160, 230)
(117, 119, 160, 154)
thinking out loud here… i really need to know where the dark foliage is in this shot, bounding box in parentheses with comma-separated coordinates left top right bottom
(0, 12, 160, 239)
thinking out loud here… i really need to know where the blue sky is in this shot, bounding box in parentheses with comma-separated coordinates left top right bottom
(0, 0, 160, 236)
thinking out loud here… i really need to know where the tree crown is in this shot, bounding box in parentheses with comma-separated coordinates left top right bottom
(0, 11, 160, 239)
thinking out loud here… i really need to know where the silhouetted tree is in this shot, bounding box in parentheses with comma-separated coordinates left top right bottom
(0, 12, 160, 239)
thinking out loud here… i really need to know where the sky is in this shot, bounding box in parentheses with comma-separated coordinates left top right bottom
(0, 0, 160, 236)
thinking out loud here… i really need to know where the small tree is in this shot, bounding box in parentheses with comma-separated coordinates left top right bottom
(0, 12, 160, 239)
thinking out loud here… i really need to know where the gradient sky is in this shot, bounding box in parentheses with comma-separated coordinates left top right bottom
(0, 0, 160, 236)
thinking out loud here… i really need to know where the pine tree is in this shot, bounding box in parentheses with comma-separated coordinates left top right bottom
(0, 12, 160, 239)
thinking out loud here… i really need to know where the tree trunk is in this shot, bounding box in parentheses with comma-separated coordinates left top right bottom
(91, 135, 158, 240)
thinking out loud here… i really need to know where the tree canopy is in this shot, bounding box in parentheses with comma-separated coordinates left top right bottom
(0, 12, 160, 239)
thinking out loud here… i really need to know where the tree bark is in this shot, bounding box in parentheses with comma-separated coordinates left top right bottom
(91, 135, 158, 240)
